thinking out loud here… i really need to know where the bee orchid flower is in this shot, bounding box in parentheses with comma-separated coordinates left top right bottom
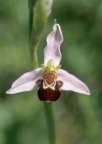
(6, 24, 90, 101)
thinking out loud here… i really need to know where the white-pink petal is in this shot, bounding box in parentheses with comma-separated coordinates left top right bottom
(6, 68, 43, 94)
(44, 24, 63, 66)
(58, 69, 90, 95)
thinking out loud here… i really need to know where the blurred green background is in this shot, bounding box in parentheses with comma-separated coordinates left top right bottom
(0, 0, 102, 144)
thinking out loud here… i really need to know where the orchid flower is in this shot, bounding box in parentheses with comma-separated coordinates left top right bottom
(6, 24, 90, 101)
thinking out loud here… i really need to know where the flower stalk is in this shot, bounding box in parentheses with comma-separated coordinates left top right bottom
(44, 103, 55, 144)
(28, 0, 55, 144)
(29, 0, 47, 68)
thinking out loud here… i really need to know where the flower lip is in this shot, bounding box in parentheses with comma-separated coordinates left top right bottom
(37, 80, 61, 101)
(44, 74, 55, 84)
(43, 72, 57, 90)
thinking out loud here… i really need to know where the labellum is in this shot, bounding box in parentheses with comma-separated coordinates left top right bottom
(36, 71, 63, 102)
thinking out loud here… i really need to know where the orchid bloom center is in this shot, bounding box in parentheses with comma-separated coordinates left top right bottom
(41, 59, 61, 90)
(37, 59, 63, 101)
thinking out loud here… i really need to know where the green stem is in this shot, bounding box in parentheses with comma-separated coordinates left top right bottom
(44, 103, 55, 144)
(28, 1, 56, 144)
(29, 3, 39, 68)
(28, 0, 37, 40)
(30, 34, 39, 68)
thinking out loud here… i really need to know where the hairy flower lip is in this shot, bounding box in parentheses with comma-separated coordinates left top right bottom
(6, 23, 90, 99)
(37, 79, 61, 101)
